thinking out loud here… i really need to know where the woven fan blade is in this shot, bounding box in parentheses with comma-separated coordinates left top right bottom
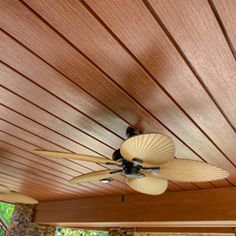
(34, 150, 120, 165)
(121, 133, 175, 166)
(158, 158, 229, 182)
(126, 173, 168, 195)
(70, 169, 122, 184)
(0, 192, 38, 204)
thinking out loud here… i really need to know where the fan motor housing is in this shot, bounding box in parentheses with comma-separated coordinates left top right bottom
(124, 161, 144, 179)
(126, 126, 143, 138)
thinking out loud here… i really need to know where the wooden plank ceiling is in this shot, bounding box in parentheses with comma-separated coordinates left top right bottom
(0, 0, 235, 201)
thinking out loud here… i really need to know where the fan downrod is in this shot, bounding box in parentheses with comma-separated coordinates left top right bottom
(126, 126, 143, 138)
(112, 149, 123, 162)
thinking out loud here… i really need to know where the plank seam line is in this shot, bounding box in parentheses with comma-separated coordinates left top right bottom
(141, 0, 236, 168)
(142, 0, 236, 133)
(0, 124, 128, 191)
(80, 0, 236, 180)
(16, 1, 213, 168)
(0, 117, 190, 191)
(0, 139, 93, 175)
(0, 82, 113, 161)
(0, 129, 119, 193)
(79, 0, 236, 170)
(1, 27, 129, 141)
(0, 153, 125, 195)
(0, 105, 129, 190)
(0, 154, 93, 195)
(0, 134, 123, 193)
(0, 35, 126, 141)
(0, 171, 67, 199)
(0, 147, 74, 178)
(0, 59, 123, 147)
(0, 160, 87, 196)
(0, 102, 115, 155)
(0, 124, 127, 191)
(208, 0, 236, 61)
(7, 1, 234, 186)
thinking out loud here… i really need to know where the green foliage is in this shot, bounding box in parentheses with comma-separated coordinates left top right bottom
(0, 202, 15, 225)
(55, 227, 108, 236)
(0, 202, 15, 236)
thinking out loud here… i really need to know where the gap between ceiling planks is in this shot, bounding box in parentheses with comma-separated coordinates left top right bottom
(145, 0, 236, 129)
(0, 0, 232, 192)
(209, 0, 236, 60)
(16, 0, 236, 170)
(78, 0, 236, 168)
(142, 0, 236, 133)
(0, 140, 137, 195)
(0, 148, 125, 195)
(0, 125, 130, 195)
(0, 104, 181, 193)
(0, 31, 206, 191)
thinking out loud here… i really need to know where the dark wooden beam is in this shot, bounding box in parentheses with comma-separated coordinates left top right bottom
(136, 227, 235, 233)
(34, 187, 236, 228)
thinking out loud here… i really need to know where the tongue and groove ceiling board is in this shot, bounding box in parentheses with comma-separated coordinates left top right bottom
(212, 0, 236, 59)
(0, 0, 235, 201)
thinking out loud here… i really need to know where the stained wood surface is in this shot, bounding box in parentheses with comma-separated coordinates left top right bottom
(213, 0, 236, 58)
(147, 0, 236, 129)
(34, 187, 236, 227)
(0, 0, 235, 201)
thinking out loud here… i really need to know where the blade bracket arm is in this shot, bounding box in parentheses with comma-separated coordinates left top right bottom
(140, 166, 160, 173)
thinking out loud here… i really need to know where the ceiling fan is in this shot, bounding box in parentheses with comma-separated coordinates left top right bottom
(0, 185, 38, 204)
(35, 127, 229, 195)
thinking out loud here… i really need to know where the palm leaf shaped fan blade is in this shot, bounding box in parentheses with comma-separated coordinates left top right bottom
(0, 185, 38, 204)
(34, 132, 229, 196)
(34, 150, 120, 165)
(70, 169, 123, 184)
(157, 158, 229, 182)
(126, 173, 168, 195)
(120, 133, 175, 167)
(120, 133, 229, 181)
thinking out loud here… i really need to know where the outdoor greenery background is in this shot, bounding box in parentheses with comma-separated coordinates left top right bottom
(55, 228, 108, 236)
(0, 201, 107, 236)
(0, 202, 15, 236)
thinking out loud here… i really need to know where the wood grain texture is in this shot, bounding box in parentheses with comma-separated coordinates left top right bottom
(2, 8, 210, 192)
(0, 121, 130, 195)
(0, 0, 235, 202)
(34, 187, 236, 227)
(18, 0, 236, 173)
(213, 0, 236, 58)
(83, 0, 236, 167)
(16, 0, 235, 186)
(147, 0, 236, 129)
(0, 65, 181, 192)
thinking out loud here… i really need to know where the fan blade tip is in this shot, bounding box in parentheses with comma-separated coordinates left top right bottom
(0, 192, 39, 204)
(69, 177, 82, 185)
(69, 179, 77, 184)
(0, 185, 10, 194)
(223, 170, 230, 178)
(26, 199, 39, 204)
(159, 158, 230, 182)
